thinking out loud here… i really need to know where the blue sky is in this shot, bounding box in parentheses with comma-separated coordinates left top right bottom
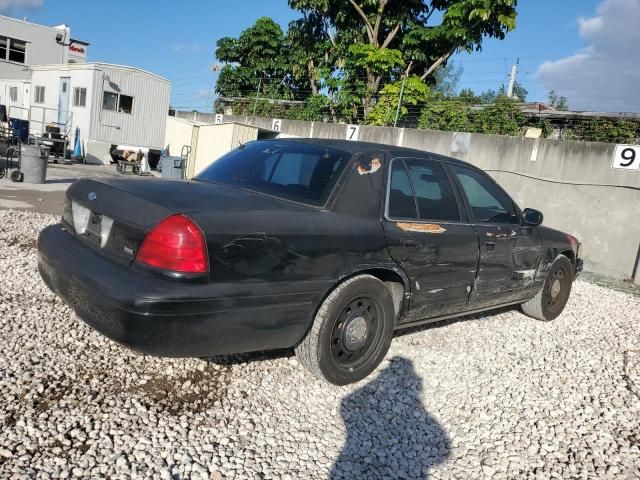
(3, 0, 636, 112)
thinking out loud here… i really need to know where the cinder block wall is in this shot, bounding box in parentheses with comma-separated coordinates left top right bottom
(175, 112, 640, 283)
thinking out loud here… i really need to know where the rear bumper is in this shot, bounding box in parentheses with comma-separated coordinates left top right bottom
(38, 224, 325, 357)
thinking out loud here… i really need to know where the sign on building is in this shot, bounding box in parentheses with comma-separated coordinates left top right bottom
(612, 144, 640, 171)
(272, 119, 282, 132)
(215, 114, 224, 125)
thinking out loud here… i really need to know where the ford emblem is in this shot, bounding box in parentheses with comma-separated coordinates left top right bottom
(88, 192, 97, 201)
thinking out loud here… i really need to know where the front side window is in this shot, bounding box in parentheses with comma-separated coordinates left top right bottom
(195, 141, 349, 206)
(34, 86, 45, 104)
(73, 87, 87, 107)
(102, 91, 118, 111)
(9, 87, 17, 102)
(452, 165, 517, 224)
(388, 158, 460, 222)
(0, 37, 7, 60)
(405, 159, 460, 221)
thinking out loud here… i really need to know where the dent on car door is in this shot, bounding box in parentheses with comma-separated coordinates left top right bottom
(382, 157, 479, 322)
(449, 164, 542, 306)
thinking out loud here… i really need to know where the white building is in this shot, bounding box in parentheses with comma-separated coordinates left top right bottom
(0, 15, 170, 162)
(28, 63, 170, 163)
(0, 14, 88, 110)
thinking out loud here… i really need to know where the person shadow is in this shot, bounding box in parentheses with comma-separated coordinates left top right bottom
(330, 357, 450, 480)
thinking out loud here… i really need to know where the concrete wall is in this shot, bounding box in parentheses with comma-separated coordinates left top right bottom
(174, 111, 640, 283)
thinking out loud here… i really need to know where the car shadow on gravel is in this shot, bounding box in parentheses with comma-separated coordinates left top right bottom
(331, 357, 450, 479)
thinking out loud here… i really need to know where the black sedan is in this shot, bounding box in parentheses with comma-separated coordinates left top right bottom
(38, 139, 582, 385)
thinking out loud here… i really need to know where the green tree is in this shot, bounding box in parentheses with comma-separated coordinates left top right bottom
(548, 90, 568, 110)
(433, 60, 464, 97)
(366, 76, 430, 126)
(473, 96, 524, 135)
(478, 88, 498, 104)
(418, 98, 472, 131)
(458, 88, 481, 104)
(215, 17, 308, 100)
(579, 119, 639, 144)
(498, 81, 528, 101)
(287, 0, 518, 115)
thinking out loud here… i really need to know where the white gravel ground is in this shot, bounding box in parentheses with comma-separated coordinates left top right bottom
(1, 209, 639, 480)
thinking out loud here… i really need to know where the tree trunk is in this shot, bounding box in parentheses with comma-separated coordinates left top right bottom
(308, 60, 318, 96)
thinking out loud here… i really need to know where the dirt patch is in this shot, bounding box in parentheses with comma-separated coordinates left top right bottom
(128, 364, 231, 416)
(7, 237, 37, 250)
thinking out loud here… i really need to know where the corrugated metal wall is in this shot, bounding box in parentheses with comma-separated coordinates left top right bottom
(89, 66, 170, 149)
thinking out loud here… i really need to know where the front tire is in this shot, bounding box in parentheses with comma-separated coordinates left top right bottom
(521, 255, 573, 321)
(295, 275, 396, 385)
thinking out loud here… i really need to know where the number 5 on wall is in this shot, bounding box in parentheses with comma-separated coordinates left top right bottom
(612, 144, 640, 170)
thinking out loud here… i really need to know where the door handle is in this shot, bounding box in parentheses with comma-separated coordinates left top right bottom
(484, 241, 496, 251)
(400, 238, 420, 247)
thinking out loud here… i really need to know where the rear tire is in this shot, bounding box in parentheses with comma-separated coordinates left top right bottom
(295, 275, 396, 385)
(521, 255, 573, 321)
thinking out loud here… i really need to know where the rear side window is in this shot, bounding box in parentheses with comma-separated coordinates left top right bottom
(452, 165, 517, 224)
(388, 161, 417, 219)
(388, 159, 460, 222)
(195, 141, 349, 206)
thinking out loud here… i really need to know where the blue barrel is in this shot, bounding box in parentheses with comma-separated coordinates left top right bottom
(9, 118, 29, 142)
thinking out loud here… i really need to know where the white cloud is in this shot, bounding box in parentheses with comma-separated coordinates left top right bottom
(0, 0, 42, 11)
(536, 0, 640, 112)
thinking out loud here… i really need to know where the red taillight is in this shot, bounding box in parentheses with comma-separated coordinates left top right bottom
(136, 214, 208, 274)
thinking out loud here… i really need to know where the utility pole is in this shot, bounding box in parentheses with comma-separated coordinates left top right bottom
(507, 58, 519, 99)
(393, 75, 407, 127)
(394, 62, 413, 127)
(252, 78, 262, 117)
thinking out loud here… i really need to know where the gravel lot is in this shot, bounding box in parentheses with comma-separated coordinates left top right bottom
(1, 210, 639, 480)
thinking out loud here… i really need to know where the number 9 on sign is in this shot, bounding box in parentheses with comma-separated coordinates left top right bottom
(612, 145, 640, 170)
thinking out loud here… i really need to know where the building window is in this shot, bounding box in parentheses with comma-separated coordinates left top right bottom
(0, 36, 26, 64)
(102, 91, 118, 111)
(118, 94, 133, 114)
(102, 91, 134, 114)
(34, 86, 45, 104)
(73, 87, 87, 107)
(9, 87, 18, 102)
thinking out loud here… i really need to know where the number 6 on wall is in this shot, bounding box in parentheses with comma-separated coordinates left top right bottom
(612, 144, 640, 170)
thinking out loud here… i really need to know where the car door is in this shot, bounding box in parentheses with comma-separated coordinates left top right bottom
(382, 157, 479, 321)
(448, 164, 542, 307)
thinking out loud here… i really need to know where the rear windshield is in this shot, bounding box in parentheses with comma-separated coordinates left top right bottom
(195, 141, 350, 206)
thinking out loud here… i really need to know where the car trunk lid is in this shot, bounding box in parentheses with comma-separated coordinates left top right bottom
(63, 177, 310, 267)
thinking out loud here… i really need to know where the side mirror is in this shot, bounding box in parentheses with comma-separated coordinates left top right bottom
(522, 208, 543, 227)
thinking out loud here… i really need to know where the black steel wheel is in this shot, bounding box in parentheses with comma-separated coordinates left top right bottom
(10, 170, 23, 182)
(521, 255, 573, 321)
(0, 168, 5, 179)
(295, 275, 396, 385)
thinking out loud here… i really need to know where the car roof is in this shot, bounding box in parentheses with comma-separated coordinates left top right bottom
(257, 137, 475, 168)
